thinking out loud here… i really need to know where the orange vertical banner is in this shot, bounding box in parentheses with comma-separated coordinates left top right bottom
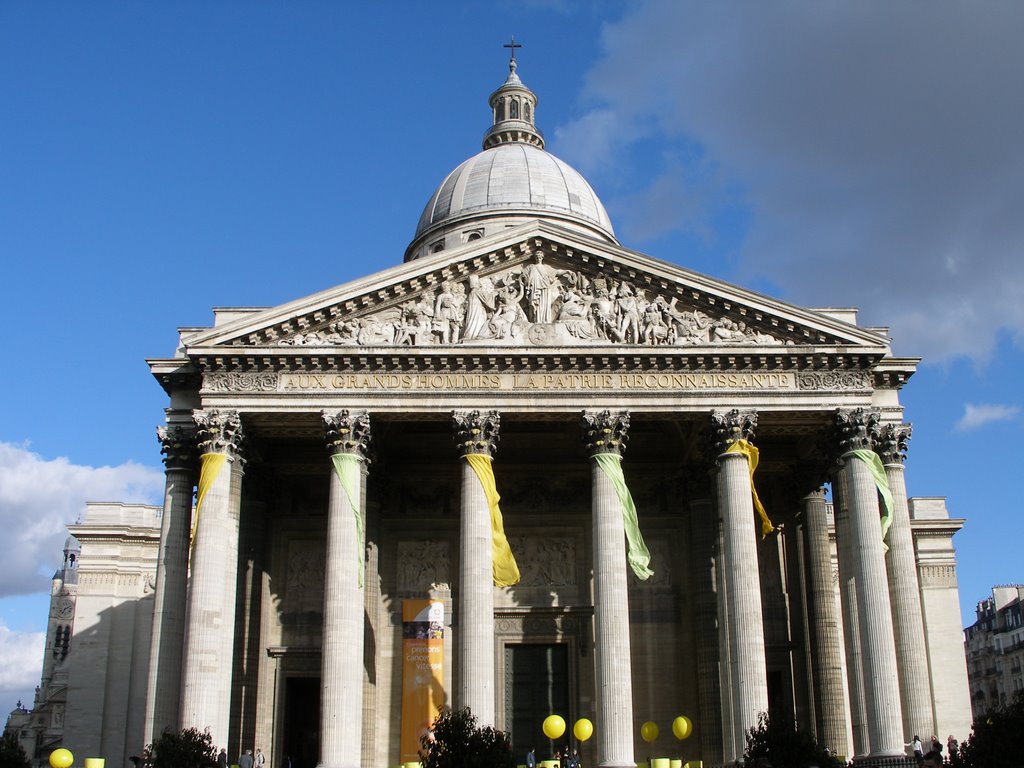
(400, 599, 445, 763)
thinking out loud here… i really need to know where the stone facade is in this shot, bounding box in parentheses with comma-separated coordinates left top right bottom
(964, 585, 1024, 718)
(9, 53, 974, 768)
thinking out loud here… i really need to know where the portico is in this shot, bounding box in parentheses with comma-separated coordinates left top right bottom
(136, 52, 972, 768)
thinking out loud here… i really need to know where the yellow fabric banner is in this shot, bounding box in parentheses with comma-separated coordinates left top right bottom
(848, 448, 895, 550)
(464, 453, 521, 587)
(193, 452, 226, 550)
(330, 453, 364, 588)
(725, 440, 774, 538)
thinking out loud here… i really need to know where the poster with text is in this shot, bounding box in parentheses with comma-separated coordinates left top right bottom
(400, 599, 445, 763)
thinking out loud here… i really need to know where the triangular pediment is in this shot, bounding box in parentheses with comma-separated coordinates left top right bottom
(181, 220, 890, 354)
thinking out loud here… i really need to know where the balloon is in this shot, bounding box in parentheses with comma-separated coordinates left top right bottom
(672, 716, 692, 740)
(641, 721, 659, 743)
(543, 714, 566, 740)
(50, 750, 74, 768)
(573, 718, 594, 742)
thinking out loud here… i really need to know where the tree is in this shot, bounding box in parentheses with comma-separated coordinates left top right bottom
(743, 712, 844, 768)
(0, 732, 31, 768)
(950, 691, 1024, 768)
(148, 727, 219, 768)
(419, 708, 515, 768)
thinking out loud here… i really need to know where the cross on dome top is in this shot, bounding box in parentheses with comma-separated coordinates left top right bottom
(483, 37, 543, 150)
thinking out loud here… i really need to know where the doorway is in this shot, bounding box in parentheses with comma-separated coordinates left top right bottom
(282, 677, 319, 768)
(504, 644, 570, 760)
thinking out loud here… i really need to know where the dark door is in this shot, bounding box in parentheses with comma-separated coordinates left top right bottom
(282, 677, 319, 768)
(505, 644, 570, 761)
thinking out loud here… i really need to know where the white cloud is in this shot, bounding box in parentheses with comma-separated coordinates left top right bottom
(0, 623, 45, 708)
(0, 442, 163, 597)
(552, 1, 1024, 363)
(955, 403, 1021, 432)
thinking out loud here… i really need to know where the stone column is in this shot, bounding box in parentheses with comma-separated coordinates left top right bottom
(319, 410, 371, 768)
(180, 410, 245, 748)
(686, 473, 725, 766)
(832, 409, 904, 758)
(144, 422, 197, 742)
(453, 409, 500, 727)
(800, 486, 849, 754)
(876, 423, 935, 742)
(710, 409, 770, 758)
(831, 467, 868, 757)
(581, 410, 637, 768)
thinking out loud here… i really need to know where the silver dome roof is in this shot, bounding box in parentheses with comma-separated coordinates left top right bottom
(405, 51, 617, 261)
(414, 144, 614, 239)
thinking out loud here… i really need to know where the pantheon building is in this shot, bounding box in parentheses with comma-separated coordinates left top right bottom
(21, 53, 972, 768)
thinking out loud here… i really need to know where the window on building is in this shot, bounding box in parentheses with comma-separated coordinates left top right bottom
(510, 98, 519, 119)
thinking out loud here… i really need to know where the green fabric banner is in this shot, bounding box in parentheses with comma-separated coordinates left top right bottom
(330, 452, 364, 588)
(594, 452, 653, 581)
(849, 448, 894, 549)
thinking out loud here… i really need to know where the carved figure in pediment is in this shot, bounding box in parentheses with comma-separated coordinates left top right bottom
(712, 316, 746, 343)
(325, 319, 360, 345)
(521, 250, 565, 323)
(433, 280, 465, 344)
(556, 279, 598, 340)
(641, 295, 672, 345)
(590, 280, 618, 341)
(358, 313, 398, 345)
(463, 275, 498, 341)
(489, 275, 527, 339)
(396, 289, 435, 345)
(615, 282, 642, 343)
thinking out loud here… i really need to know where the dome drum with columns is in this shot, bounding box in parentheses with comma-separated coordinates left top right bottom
(17, 45, 972, 768)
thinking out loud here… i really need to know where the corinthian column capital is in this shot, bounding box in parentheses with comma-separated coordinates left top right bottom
(874, 423, 912, 465)
(710, 408, 757, 456)
(832, 407, 881, 456)
(193, 409, 245, 460)
(581, 410, 630, 457)
(453, 410, 500, 457)
(156, 424, 197, 471)
(322, 409, 371, 459)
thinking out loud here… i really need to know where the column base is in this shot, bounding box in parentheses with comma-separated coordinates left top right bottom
(598, 762, 637, 768)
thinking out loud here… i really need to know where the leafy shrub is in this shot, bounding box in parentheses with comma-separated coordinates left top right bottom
(148, 727, 219, 768)
(743, 712, 844, 768)
(419, 707, 515, 768)
(950, 691, 1024, 768)
(0, 731, 31, 768)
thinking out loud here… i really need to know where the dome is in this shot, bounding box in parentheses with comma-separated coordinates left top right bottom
(405, 51, 617, 261)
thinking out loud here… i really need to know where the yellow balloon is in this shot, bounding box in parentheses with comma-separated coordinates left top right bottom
(641, 721, 659, 743)
(573, 718, 594, 742)
(672, 716, 692, 740)
(543, 714, 566, 740)
(50, 749, 74, 768)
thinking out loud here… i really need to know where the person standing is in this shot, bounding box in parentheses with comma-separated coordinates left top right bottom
(239, 750, 254, 768)
(217, 750, 227, 768)
(526, 748, 536, 768)
(253, 749, 265, 768)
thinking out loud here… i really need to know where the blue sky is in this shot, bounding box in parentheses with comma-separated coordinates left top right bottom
(3, 1, 1023, 711)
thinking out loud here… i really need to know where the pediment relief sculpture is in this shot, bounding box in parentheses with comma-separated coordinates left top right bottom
(273, 250, 799, 349)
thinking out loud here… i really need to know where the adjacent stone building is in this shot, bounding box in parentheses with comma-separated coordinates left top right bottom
(9, 52, 973, 768)
(964, 585, 1024, 719)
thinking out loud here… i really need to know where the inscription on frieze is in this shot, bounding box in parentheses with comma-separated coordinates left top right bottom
(203, 370, 874, 394)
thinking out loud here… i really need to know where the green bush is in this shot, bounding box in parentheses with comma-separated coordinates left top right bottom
(0, 731, 31, 768)
(949, 691, 1024, 768)
(743, 712, 844, 768)
(148, 727, 219, 768)
(419, 707, 515, 768)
